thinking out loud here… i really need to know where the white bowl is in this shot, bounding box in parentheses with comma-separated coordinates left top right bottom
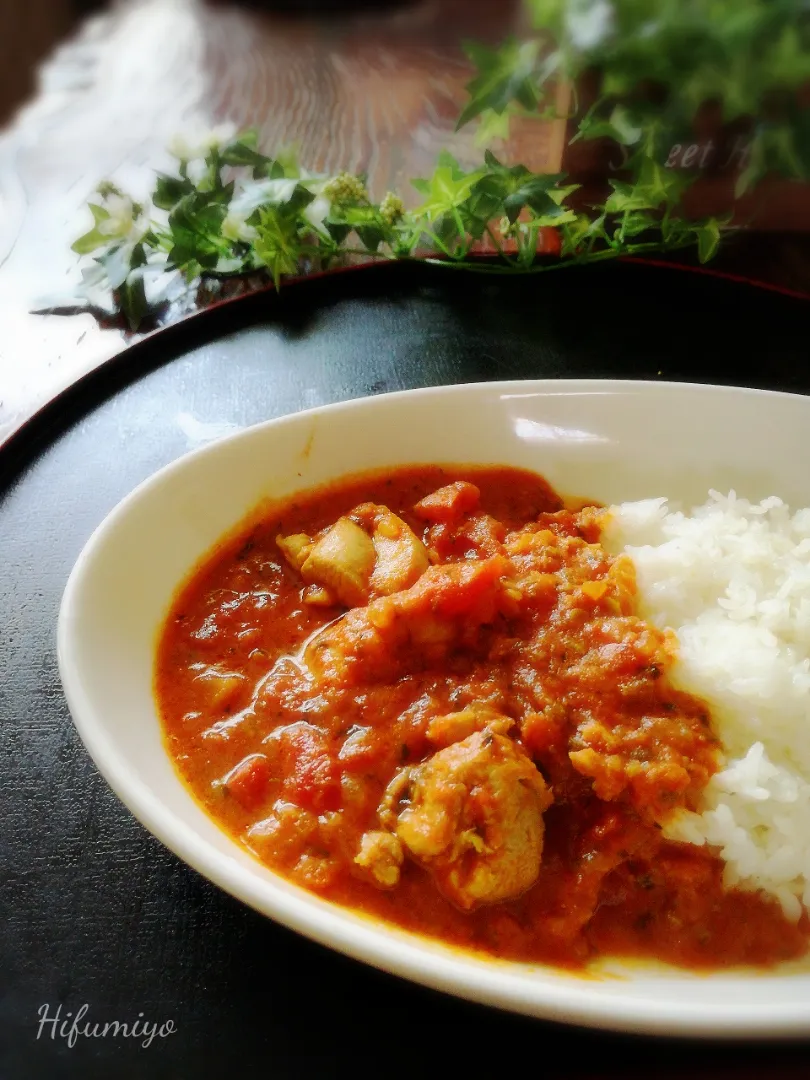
(57, 379, 810, 1037)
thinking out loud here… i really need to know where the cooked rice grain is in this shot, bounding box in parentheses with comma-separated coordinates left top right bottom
(602, 492, 810, 920)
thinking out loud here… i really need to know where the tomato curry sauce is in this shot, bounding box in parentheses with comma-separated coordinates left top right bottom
(156, 466, 808, 970)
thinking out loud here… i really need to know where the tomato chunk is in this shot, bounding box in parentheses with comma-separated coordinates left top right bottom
(414, 481, 480, 524)
(223, 754, 270, 811)
(279, 722, 340, 813)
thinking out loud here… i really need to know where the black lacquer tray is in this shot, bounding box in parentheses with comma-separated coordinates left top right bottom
(3, 262, 810, 1080)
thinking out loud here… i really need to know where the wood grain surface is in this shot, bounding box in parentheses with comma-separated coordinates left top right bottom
(0, 0, 572, 442)
(3, 5, 810, 1077)
(3, 0, 808, 448)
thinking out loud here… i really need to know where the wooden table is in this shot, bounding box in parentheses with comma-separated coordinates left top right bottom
(0, 0, 558, 443)
(3, 0, 810, 446)
(1, 3, 809, 1075)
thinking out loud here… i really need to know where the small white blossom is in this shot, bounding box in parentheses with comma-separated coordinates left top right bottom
(221, 177, 305, 242)
(142, 262, 187, 307)
(221, 209, 258, 243)
(97, 194, 149, 246)
(300, 178, 332, 236)
(76, 262, 113, 309)
(380, 191, 405, 226)
(303, 194, 332, 235)
(101, 243, 136, 289)
(186, 158, 209, 187)
(229, 178, 299, 215)
(323, 171, 368, 205)
(221, 175, 335, 242)
(215, 255, 248, 274)
(168, 121, 238, 162)
(566, 0, 613, 50)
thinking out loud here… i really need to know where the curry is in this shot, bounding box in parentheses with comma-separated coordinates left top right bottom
(156, 467, 808, 969)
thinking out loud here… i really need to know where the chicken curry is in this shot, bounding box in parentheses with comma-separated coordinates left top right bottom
(156, 466, 808, 969)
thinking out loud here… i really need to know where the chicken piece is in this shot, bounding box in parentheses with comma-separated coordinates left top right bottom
(427, 703, 513, 748)
(277, 535, 338, 607)
(298, 517, 377, 607)
(348, 503, 429, 596)
(278, 505, 428, 607)
(302, 584, 337, 607)
(380, 722, 552, 910)
(276, 533, 314, 573)
(303, 556, 515, 684)
(370, 511, 430, 595)
(354, 830, 404, 888)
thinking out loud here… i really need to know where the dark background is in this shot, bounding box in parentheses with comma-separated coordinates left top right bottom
(3, 263, 810, 1078)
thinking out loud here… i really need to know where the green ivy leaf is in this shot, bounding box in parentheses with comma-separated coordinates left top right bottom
(605, 154, 690, 215)
(222, 149, 277, 180)
(526, 205, 579, 228)
(356, 224, 385, 252)
(474, 154, 571, 223)
(167, 193, 229, 272)
(252, 206, 302, 287)
(412, 155, 484, 221)
(89, 203, 110, 226)
(560, 212, 608, 257)
(154, 174, 195, 210)
(613, 210, 658, 242)
(459, 188, 504, 238)
(473, 107, 513, 147)
(432, 212, 466, 254)
(764, 25, 810, 90)
(526, 0, 567, 32)
(503, 176, 562, 221)
(129, 242, 147, 269)
(71, 229, 109, 255)
(118, 270, 147, 331)
(546, 183, 580, 206)
(329, 204, 378, 232)
(284, 184, 316, 217)
(738, 113, 810, 194)
(166, 248, 202, 281)
(171, 194, 228, 236)
(604, 180, 655, 214)
(457, 38, 542, 129)
(573, 104, 643, 147)
(274, 145, 302, 179)
(70, 201, 116, 254)
(693, 217, 723, 263)
(325, 220, 352, 245)
(558, 214, 589, 257)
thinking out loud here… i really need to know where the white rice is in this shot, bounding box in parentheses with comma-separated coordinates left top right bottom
(601, 492, 810, 921)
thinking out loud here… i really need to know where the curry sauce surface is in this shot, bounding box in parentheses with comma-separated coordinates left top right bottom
(156, 467, 808, 969)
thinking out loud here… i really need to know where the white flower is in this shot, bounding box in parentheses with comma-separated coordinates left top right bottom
(76, 261, 114, 308)
(142, 264, 187, 307)
(566, 0, 613, 50)
(220, 174, 336, 244)
(215, 255, 249, 274)
(221, 209, 258, 243)
(100, 244, 133, 289)
(168, 121, 238, 162)
(229, 178, 299, 215)
(300, 178, 333, 236)
(186, 158, 209, 187)
(221, 177, 305, 243)
(303, 194, 332, 235)
(97, 194, 149, 246)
